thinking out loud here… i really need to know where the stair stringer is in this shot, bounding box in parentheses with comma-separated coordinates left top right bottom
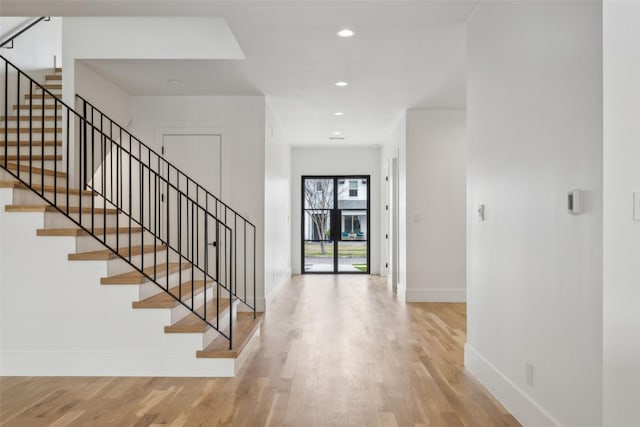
(0, 188, 236, 377)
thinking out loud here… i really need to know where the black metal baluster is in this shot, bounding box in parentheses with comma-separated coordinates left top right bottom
(128, 134, 132, 260)
(229, 230, 233, 350)
(90, 108, 95, 232)
(216, 220, 220, 330)
(3, 60, 7, 169)
(53, 97, 57, 205)
(204, 213, 208, 324)
(65, 109, 69, 213)
(166, 162, 170, 291)
(178, 191, 182, 302)
(15, 72, 20, 180)
(26, 79, 30, 185)
(40, 83, 44, 191)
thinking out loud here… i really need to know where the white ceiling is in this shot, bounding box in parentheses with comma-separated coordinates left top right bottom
(1, 1, 478, 145)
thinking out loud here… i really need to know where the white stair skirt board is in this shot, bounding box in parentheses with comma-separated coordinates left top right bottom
(405, 288, 466, 302)
(464, 344, 565, 427)
(0, 188, 238, 377)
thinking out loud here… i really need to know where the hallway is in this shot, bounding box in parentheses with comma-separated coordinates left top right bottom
(0, 275, 519, 426)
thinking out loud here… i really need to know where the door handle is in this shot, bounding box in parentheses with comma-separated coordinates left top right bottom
(208, 242, 217, 247)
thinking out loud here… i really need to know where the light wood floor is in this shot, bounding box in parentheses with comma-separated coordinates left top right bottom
(0, 275, 520, 427)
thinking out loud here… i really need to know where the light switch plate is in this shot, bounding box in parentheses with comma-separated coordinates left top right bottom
(634, 192, 640, 222)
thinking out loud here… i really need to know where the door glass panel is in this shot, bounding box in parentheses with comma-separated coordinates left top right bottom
(304, 179, 334, 209)
(337, 178, 367, 210)
(337, 177, 368, 272)
(303, 177, 335, 272)
(337, 241, 368, 272)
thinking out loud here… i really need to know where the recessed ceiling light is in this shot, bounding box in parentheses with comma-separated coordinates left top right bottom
(333, 131, 342, 135)
(168, 79, 182, 84)
(334, 112, 344, 116)
(337, 29, 355, 38)
(335, 81, 348, 87)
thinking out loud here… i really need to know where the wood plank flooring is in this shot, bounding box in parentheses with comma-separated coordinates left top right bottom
(0, 275, 521, 427)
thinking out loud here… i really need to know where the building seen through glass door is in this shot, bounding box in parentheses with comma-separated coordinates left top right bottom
(302, 176, 370, 273)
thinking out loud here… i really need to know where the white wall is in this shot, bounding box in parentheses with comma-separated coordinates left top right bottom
(264, 102, 291, 303)
(74, 61, 132, 127)
(603, 2, 640, 426)
(291, 146, 381, 275)
(405, 110, 466, 302)
(130, 95, 267, 310)
(465, 2, 603, 427)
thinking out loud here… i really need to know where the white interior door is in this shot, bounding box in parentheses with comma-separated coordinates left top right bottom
(161, 133, 223, 284)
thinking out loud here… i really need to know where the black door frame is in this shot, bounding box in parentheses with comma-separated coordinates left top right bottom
(301, 175, 371, 274)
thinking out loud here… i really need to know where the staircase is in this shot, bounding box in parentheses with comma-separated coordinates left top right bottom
(0, 51, 262, 376)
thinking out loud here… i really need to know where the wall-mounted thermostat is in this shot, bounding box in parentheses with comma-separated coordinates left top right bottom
(568, 190, 581, 215)
(478, 204, 486, 221)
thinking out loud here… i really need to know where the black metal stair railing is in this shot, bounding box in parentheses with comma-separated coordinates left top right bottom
(75, 96, 257, 314)
(1, 54, 255, 349)
(0, 17, 50, 49)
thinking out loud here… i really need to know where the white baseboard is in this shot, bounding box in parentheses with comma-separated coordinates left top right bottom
(266, 269, 292, 306)
(405, 288, 466, 302)
(464, 344, 565, 427)
(1, 351, 236, 377)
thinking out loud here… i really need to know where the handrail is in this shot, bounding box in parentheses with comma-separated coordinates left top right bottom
(0, 17, 50, 49)
(1, 54, 257, 349)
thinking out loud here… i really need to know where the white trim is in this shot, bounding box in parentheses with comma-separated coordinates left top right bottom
(405, 288, 466, 302)
(464, 344, 565, 427)
(1, 351, 236, 377)
(267, 269, 292, 306)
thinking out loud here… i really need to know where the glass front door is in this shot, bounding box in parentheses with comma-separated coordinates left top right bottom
(302, 176, 370, 274)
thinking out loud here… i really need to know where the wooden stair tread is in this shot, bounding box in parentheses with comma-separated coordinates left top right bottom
(0, 128, 62, 133)
(165, 298, 234, 333)
(0, 181, 93, 195)
(45, 75, 62, 81)
(42, 84, 62, 90)
(14, 105, 62, 110)
(197, 313, 264, 358)
(0, 155, 62, 161)
(3, 162, 67, 177)
(1, 116, 61, 121)
(101, 262, 190, 285)
(69, 244, 167, 261)
(5, 205, 117, 214)
(37, 226, 142, 236)
(1, 140, 62, 146)
(133, 279, 212, 309)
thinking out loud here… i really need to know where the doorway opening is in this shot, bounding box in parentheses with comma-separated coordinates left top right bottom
(301, 175, 370, 274)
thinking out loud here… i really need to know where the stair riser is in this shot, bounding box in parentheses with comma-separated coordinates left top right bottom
(1, 133, 63, 142)
(202, 302, 236, 349)
(137, 270, 197, 301)
(23, 96, 62, 103)
(0, 160, 63, 170)
(0, 169, 67, 186)
(107, 250, 169, 276)
(1, 146, 64, 157)
(75, 231, 145, 253)
(0, 118, 62, 126)
(10, 188, 93, 207)
(43, 211, 122, 229)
